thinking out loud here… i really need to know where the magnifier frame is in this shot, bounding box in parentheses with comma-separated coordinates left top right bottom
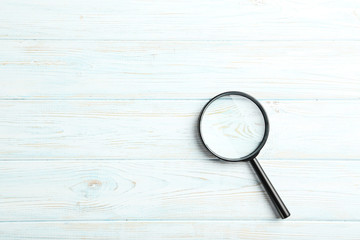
(198, 91, 269, 162)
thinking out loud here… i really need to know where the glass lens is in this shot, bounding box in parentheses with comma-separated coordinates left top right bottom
(200, 94, 266, 160)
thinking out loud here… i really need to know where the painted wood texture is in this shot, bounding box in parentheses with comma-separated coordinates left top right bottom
(1, 0, 360, 238)
(1, 221, 360, 240)
(0, 160, 359, 221)
(0, 100, 359, 160)
(1, 41, 360, 100)
(1, 0, 360, 40)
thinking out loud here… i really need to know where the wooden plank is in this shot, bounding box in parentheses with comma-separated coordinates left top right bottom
(0, 160, 359, 221)
(0, 100, 359, 160)
(1, 0, 360, 40)
(1, 221, 360, 240)
(1, 41, 360, 100)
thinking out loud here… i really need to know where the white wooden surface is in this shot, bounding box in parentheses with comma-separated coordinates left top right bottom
(1, 41, 360, 100)
(1, 0, 360, 239)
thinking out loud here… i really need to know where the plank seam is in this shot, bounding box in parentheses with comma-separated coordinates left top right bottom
(0, 98, 359, 101)
(1, 219, 360, 223)
(1, 39, 360, 42)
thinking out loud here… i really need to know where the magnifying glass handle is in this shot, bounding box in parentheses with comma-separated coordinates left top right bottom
(250, 158, 290, 219)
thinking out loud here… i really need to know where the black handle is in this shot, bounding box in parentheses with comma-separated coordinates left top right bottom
(249, 158, 290, 219)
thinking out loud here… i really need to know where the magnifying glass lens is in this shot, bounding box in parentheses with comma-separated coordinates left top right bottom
(200, 94, 266, 160)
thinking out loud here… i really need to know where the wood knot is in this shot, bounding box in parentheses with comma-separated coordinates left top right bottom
(87, 179, 102, 188)
(70, 179, 105, 199)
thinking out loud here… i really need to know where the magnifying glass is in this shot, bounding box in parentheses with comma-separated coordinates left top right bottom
(198, 91, 290, 219)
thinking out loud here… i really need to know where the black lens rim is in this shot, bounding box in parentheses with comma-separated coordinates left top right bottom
(198, 91, 269, 162)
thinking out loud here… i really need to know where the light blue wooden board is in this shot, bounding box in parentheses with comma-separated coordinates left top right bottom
(0, 100, 359, 160)
(1, 40, 359, 100)
(0, 160, 359, 221)
(1, 221, 360, 240)
(1, 0, 360, 40)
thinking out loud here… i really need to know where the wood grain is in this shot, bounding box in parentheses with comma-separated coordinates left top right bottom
(0, 100, 359, 160)
(0, 160, 359, 221)
(1, 221, 360, 240)
(1, 41, 360, 100)
(1, 0, 360, 40)
(1, 0, 359, 235)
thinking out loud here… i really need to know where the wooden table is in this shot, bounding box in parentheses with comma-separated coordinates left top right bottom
(1, 0, 360, 239)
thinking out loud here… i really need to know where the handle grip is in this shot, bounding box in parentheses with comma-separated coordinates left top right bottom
(249, 158, 290, 219)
